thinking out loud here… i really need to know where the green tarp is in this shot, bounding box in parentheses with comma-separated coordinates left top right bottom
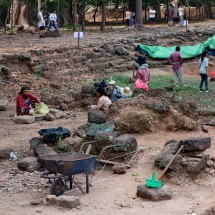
(139, 35, 215, 59)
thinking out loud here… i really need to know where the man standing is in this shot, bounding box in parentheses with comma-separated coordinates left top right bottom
(38, 7, 45, 38)
(47, 9, 59, 32)
(125, 9, 131, 27)
(149, 7, 156, 27)
(168, 46, 184, 86)
(168, 3, 175, 27)
(178, 4, 184, 26)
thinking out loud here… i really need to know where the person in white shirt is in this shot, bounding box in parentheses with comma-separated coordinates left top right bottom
(149, 7, 156, 26)
(125, 9, 131, 26)
(38, 7, 45, 38)
(178, 4, 184, 26)
(129, 11, 135, 27)
(199, 51, 209, 92)
(47, 9, 59, 32)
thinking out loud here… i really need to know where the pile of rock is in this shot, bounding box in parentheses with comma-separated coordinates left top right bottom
(155, 137, 212, 174)
(14, 108, 76, 124)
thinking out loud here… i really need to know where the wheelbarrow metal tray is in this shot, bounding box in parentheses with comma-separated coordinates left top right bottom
(38, 152, 98, 175)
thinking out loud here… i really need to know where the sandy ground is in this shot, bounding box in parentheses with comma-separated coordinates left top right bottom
(1, 21, 215, 215)
(0, 104, 215, 215)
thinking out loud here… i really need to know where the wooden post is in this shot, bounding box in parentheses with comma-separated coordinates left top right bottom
(135, 23, 138, 38)
(186, 20, 188, 32)
(78, 31, 80, 48)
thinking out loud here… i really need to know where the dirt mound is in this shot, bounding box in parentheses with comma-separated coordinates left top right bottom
(109, 96, 198, 134)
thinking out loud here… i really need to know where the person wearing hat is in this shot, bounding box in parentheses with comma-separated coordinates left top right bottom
(16, 86, 41, 116)
(90, 87, 112, 112)
(108, 80, 123, 102)
(168, 3, 175, 27)
(121, 87, 132, 98)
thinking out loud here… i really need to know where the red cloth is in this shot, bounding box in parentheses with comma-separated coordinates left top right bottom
(168, 51, 183, 70)
(134, 79, 150, 92)
(16, 93, 40, 115)
(135, 68, 150, 84)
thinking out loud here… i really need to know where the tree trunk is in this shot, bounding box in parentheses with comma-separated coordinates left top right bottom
(202, 0, 213, 19)
(72, 0, 78, 24)
(136, 0, 143, 28)
(10, 0, 31, 28)
(81, 0, 85, 31)
(38, 0, 42, 11)
(156, 0, 161, 20)
(101, 3, 106, 31)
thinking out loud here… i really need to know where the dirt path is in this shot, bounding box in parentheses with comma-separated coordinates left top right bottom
(0, 107, 215, 215)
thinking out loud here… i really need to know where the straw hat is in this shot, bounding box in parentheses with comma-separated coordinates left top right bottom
(121, 87, 132, 96)
(109, 80, 116, 85)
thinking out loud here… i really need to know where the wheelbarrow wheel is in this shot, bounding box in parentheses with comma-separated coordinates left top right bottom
(50, 179, 65, 196)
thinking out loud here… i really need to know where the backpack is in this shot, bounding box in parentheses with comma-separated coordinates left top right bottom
(165, 10, 170, 17)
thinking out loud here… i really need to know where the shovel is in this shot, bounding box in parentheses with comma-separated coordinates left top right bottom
(146, 145, 184, 188)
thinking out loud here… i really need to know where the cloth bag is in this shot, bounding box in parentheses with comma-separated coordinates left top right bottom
(35, 102, 49, 114)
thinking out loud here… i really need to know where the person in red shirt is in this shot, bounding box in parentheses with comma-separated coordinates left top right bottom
(168, 46, 184, 86)
(16, 86, 41, 116)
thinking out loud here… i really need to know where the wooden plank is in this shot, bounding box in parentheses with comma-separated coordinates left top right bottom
(99, 159, 122, 165)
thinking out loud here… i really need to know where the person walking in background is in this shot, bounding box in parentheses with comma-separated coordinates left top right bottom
(178, 4, 184, 26)
(199, 51, 209, 92)
(168, 46, 184, 87)
(168, 3, 175, 27)
(38, 7, 45, 38)
(149, 7, 156, 27)
(129, 11, 135, 27)
(47, 9, 59, 32)
(125, 9, 131, 27)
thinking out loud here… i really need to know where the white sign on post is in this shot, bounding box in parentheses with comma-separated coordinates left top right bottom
(74, 32, 84, 38)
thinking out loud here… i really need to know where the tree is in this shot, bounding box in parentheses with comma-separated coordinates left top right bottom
(202, 0, 213, 19)
(136, 0, 143, 28)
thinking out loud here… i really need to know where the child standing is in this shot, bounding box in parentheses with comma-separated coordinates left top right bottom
(199, 51, 209, 92)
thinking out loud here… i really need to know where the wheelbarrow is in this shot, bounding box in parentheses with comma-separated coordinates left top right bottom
(38, 141, 122, 196)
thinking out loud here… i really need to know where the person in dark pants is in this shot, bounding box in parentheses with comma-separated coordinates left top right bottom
(199, 51, 209, 92)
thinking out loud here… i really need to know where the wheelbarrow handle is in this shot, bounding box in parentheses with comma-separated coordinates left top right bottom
(79, 141, 96, 153)
(98, 144, 123, 160)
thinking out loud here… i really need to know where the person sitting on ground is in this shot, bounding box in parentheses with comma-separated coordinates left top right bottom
(168, 46, 184, 87)
(16, 86, 41, 116)
(90, 87, 112, 112)
(107, 80, 123, 102)
(134, 64, 150, 91)
(47, 9, 59, 32)
(121, 87, 132, 98)
(38, 7, 45, 38)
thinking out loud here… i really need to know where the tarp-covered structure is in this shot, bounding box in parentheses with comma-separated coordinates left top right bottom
(138, 35, 215, 59)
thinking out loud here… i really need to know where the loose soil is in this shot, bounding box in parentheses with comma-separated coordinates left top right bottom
(1, 21, 215, 215)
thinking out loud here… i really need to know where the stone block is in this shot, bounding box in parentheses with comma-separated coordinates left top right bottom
(17, 156, 41, 172)
(0, 99, 9, 111)
(88, 109, 107, 124)
(46, 195, 80, 209)
(136, 185, 173, 201)
(14, 116, 36, 124)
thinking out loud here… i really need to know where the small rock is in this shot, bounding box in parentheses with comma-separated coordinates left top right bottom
(0, 99, 9, 111)
(59, 103, 68, 111)
(136, 185, 173, 201)
(0, 148, 14, 159)
(46, 113, 56, 121)
(31, 198, 44, 206)
(17, 156, 41, 172)
(113, 134, 138, 152)
(81, 97, 97, 107)
(46, 195, 80, 209)
(210, 169, 215, 174)
(112, 163, 127, 174)
(201, 125, 209, 133)
(14, 116, 36, 124)
(207, 160, 214, 167)
(88, 109, 107, 124)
